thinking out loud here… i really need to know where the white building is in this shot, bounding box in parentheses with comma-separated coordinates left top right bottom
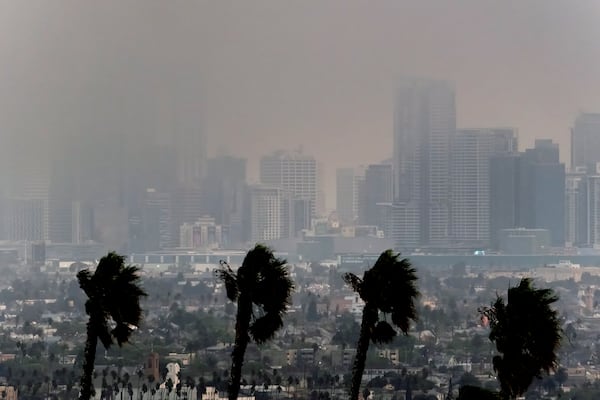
(179, 216, 225, 249)
(249, 185, 292, 242)
(260, 150, 317, 218)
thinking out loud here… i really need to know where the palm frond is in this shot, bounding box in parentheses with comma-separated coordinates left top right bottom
(371, 321, 397, 344)
(237, 244, 279, 288)
(77, 270, 94, 299)
(253, 260, 294, 314)
(216, 261, 239, 302)
(362, 250, 419, 334)
(342, 273, 363, 295)
(249, 312, 284, 344)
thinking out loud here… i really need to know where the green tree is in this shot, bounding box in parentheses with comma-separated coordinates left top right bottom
(217, 244, 294, 400)
(342, 250, 419, 400)
(480, 278, 561, 400)
(77, 252, 147, 400)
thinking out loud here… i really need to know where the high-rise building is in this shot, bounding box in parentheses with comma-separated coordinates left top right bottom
(201, 156, 247, 245)
(336, 168, 357, 225)
(3, 162, 50, 241)
(248, 185, 293, 242)
(572, 113, 600, 170)
(392, 79, 456, 246)
(336, 166, 366, 226)
(565, 168, 588, 247)
(489, 139, 565, 249)
(170, 186, 203, 247)
(522, 140, 565, 246)
(490, 154, 521, 249)
(260, 150, 317, 223)
(141, 189, 173, 250)
(586, 175, 600, 248)
(5, 198, 46, 241)
(451, 128, 516, 246)
(360, 164, 393, 231)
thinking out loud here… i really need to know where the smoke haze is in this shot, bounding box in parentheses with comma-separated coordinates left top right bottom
(1, 1, 600, 206)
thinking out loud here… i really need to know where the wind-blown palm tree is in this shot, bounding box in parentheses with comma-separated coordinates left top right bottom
(77, 252, 147, 400)
(342, 250, 419, 400)
(480, 278, 561, 400)
(217, 244, 294, 400)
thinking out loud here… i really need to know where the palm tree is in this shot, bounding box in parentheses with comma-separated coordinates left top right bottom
(77, 252, 147, 400)
(479, 278, 561, 400)
(342, 250, 419, 400)
(217, 244, 294, 400)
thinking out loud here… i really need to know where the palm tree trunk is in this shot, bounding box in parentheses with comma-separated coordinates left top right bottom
(349, 302, 377, 400)
(80, 319, 98, 400)
(228, 294, 252, 400)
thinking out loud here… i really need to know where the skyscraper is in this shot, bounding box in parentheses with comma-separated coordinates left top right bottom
(565, 168, 587, 247)
(260, 150, 317, 223)
(360, 164, 393, 231)
(522, 140, 565, 246)
(489, 154, 521, 249)
(393, 79, 455, 246)
(586, 174, 600, 248)
(451, 128, 516, 246)
(248, 185, 293, 242)
(572, 113, 600, 170)
(202, 156, 247, 246)
(336, 168, 357, 225)
(489, 139, 565, 249)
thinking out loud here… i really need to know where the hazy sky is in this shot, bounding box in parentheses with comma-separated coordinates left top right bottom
(1, 1, 600, 205)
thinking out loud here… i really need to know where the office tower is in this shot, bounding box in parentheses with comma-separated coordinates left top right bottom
(175, 128, 206, 187)
(171, 186, 203, 247)
(316, 162, 326, 217)
(248, 185, 293, 242)
(260, 150, 317, 223)
(490, 154, 522, 249)
(360, 164, 393, 231)
(490, 140, 565, 249)
(522, 140, 565, 246)
(336, 168, 356, 224)
(586, 175, 600, 248)
(168, 100, 208, 187)
(202, 156, 247, 245)
(393, 79, 456, 246)
(451, 128, 517, 246)
(336, 167, 366, 225)
(565, 168, 588, 246)
(5, 198, 45, 241)
(71, 201, 94, 244)
(140, 189, 173, 250)
(572, 113, 600, 170)
(4, 162, 50, 241)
